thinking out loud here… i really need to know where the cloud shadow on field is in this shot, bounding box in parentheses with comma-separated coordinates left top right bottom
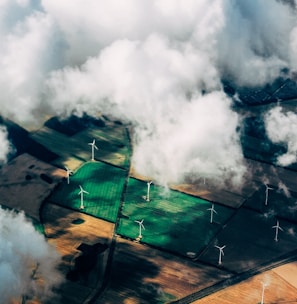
(100, 240, 176, 304)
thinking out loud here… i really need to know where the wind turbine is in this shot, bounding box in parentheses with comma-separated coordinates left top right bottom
(78, 185, 89, 210)
(88, 139, 98, 161)
(260, 282, 267, 304)
(207, 203, 217, 224)
(135, 219, 145, 239)
(146, 181, 153, 202)
(272, 220, 283, 242)
(214, 245, 226, 265)
(264, 183, 273, 205)
(64, 166, 73, 184)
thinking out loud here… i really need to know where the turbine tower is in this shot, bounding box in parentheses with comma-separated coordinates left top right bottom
(78, 185, 89, 210)
(135, 219, 145, 239)
(146, 181, 153, 202)
(264, 183, 273, 206)
(207, 203, 217, 224)
(64, 166, 73, 184)
(260, 282, 267, 304)
(272, 220, 283, 242)
(88, 139, 98, 161)
(214, 245, 226, 265)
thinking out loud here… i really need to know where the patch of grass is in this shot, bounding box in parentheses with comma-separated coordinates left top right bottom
(117, 177, 234, 256)
(49, 161, 128, 222)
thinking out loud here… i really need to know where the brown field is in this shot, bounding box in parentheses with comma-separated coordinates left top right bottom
(0, 153, 65, 220)
(41, 203, 115, 304)
(192, 264, 297, 304)
(98, 237, 231, 304)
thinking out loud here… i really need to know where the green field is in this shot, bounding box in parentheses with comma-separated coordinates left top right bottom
(49, 161, 127, 222)
(117, 177, 235, 256)
(73, 125, 131, 168)
(31, 122, 131, 169)
(36, 117, 237, 257)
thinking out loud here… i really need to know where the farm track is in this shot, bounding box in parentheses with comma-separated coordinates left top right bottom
(83, 127, 132, 304)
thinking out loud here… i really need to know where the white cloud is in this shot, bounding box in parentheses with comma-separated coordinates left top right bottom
(0, 125, 12, 163)
(0, 207, 63, 303)
(46, 34, 246, 187)
(1, 0, 297, 186)
(0, 0, 64, 122)
(265, 106, 297, 166)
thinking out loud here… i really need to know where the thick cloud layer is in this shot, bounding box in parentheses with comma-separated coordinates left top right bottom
(265, 106, 297, 166)
(0, 0, 64, 121)
(1, 0, 297, 186)
(46, 35, 245, 187)
(0, 207, 63, 303)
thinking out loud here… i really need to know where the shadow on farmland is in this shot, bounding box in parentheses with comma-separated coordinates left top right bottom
(40, 202, 81, 239)
(45, 114, 106, 136)
(120, 177, 236, 259)
(104, 241, 173, 304)
(31, 116, 131, 169)
(195, 204, 297, 277)
(244, 184, 297, 224)
(45, 237, 110, 304)
(2, 117, 59, 163)
(66, 242, 109, 285)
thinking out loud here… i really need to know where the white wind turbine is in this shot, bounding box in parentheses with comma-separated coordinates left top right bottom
(64, 166, 73, 184)
(207, 203, 217, 224)
(260, 282, 267, 304)
(264, 183, 273, 205)
(214, 245, 226, 265)
(135, 219, 145, 239)
(78, 185, 89, 210)
(272, 220, 283, 242)
(88, 139, 98, 161)
(146, 181, 153, 202)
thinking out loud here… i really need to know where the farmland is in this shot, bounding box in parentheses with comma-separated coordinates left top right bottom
(4, 113, 297, 303)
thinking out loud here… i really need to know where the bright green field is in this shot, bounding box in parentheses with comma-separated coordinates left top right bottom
(117, 177, 235, 256)
(49, 161, 127, 222)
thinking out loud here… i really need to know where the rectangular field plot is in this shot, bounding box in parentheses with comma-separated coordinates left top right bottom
(74, 125, 131, 169)
(48, 161, 127, 222)
(198, 207, 297, 273)
(117, 177, 235, 257)
(31, 123, 131, 169)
